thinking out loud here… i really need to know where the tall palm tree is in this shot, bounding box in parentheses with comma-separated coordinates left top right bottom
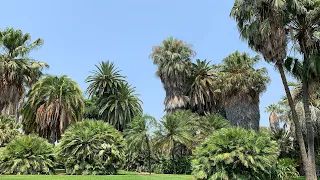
(124, 114, 157, 174)
(230, 1, 314, 177)
(98, 82, 142, 131)
(215, 51, 269, 130)
(0, 28, 48, 114)
(154, 111, 193, 174)
(265, 103, 284, 131)
(188, 59, 217, 115)
(21, 75, 84, 144)
(150, 37, 195, 113)
(86, 61, 125, 98)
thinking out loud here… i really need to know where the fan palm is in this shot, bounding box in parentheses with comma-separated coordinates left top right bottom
(230, 0, 314, 176)
(188, 59, 217, 115)
(265, 104, 285, 132)
(150, 37, 195, 112)
(154, 111, 193, 173)
(0, 28, 48, 114)
(21, 75, 84, 144)
(124, 114, 157, 174)
(215, 51, 269, 130)
(98, 82, 142, 131)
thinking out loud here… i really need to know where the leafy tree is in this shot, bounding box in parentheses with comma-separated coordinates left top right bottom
(214, 51, 269, 130)
(150, 37, 195, 113)
(83, 96, 100, 119)
(0, 28, 48, 114)
(0, 115, 21, 147)
(0, 135, 55, 174)
(56, 120, 125, 175)
(21, 75, 84, 143)
(154, 111, 194, 173)
(192, 127, 279, 180)
(188, 59, 218, 115)
(124, 114, 157, 174)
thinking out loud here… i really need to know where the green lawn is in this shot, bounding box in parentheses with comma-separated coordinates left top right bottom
(0, 171, 193, 180)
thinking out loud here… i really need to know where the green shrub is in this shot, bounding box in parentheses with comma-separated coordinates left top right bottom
(56, 120, 126, 175)
(192, 127, 279, 180)
(0, 115, 21, 147)
(0, 135, 54, 174)
(272, 158, 299, 180)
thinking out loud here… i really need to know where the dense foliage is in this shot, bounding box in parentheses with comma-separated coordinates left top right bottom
(192, 128, 279, 180)
(0, 115, 21, 147)
(56, 120, 126, 175)
(0, 135, 55, 175)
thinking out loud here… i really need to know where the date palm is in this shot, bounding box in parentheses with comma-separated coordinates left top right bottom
(215, 51, 269, 130)
(150, 37, 195, 113)
(188, 59, 217, 115)
(98, 82, 142, 131)
(124, 114, 157, 174)
(0, 28, 48, 114)
(21, 75, 84, 144)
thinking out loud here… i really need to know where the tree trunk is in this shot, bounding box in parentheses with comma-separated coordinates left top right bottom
(277, 63, 312, 178)
(224, 94, 260, 131)
(302, 61, 317, 180)
(0, 103, 5, 114)
(171, 141, 176, 174)
(145, 135, 151, 175)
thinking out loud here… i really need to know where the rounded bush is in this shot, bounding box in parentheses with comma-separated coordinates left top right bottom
(0, 135, 54, 174)
(56, 119, 126, 175)
(192, 127, 279, 180)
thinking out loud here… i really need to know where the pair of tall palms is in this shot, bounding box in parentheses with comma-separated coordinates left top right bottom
(231, 0, 320, 178)
(86, 61, 142, 131)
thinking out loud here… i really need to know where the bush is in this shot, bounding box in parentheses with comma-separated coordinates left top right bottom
(0, 135, 54, 174)
(152, 155, 192, 174)
(272, 158, 299, 180)
(0, 115, 21, 147)
(192, 127, 279, 180)
(56, 120, 126, 175)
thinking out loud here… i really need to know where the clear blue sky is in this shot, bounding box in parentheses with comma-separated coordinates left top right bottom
(1, 0, 288, 127)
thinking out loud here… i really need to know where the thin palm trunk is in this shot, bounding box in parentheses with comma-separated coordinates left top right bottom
(145, 135, 151, 175)
(277, 62, 311, 178)
(302, 60, 317, 180)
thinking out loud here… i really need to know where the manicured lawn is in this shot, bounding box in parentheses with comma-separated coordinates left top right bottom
(0, 171, 193, 180)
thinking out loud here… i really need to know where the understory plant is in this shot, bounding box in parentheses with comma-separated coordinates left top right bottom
(192, 127, 279, 180)
(56, 119, 126, 175)
(0, 134, 55, 174)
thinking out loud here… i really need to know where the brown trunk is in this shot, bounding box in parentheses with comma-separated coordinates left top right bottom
(277, 63, 312, 178)
(0, 103, 4, 114)
(302, 60, 317, 180)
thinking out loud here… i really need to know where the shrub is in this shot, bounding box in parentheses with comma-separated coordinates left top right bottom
(56, 120, 126, 175)
(0, 115, 21, 147)
(272, 158, 299, 180)
(0, 135, 54, 174)
(192, 127, 279, 180)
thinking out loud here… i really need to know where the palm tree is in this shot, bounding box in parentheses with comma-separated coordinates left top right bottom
(0, 28, 48, 114)
(265, 104, 284, 132)
(230, 1, 314, 177)
(124, 114, 157, 174)
(215, 51, 269, 130)
(188, 59, 217, 115)
(98, 82, 142, 131)
(154, 111, 193, 174)
(86, 61, 126, 98)
(21, 75, 84, 144)
(150, 37, 195, 113)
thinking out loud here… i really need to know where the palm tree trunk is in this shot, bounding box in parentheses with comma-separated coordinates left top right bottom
(0, 103, 4, 114)
(277, 62, 312, 178)
(302, 61, 317, 180)
(145, 135, 151, 175)
(224, 95, 260, 131)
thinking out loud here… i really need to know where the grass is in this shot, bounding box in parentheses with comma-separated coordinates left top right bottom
(0, 171, 193, 180)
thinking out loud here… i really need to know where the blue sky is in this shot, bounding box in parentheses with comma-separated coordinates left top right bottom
(1, 0, 288, 127)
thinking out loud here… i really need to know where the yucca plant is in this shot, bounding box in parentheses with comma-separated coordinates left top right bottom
(56, 120, 126, 175)
(0, 135, 54, 174)
(192, 127, 279, 180)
